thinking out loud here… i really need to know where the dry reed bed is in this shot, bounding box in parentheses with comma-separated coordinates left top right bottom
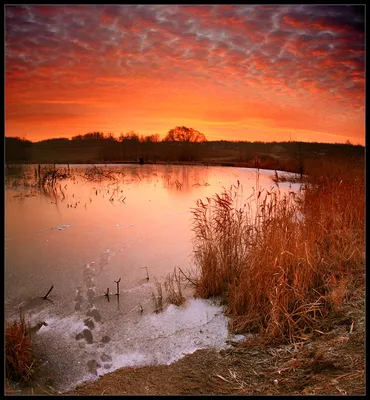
(191, 158, 364, 344)
(5, 309, 35, 384)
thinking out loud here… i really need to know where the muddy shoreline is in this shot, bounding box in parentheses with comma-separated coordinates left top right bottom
(6, 297, 364, 396)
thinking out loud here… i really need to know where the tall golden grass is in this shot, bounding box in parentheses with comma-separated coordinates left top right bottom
(191, 156, 364, 343)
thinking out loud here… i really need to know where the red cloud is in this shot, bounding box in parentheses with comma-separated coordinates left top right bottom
(4, 5, 365, 145)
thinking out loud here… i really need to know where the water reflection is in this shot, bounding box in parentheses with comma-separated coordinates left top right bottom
(5, 164, 300, 313)
(5, 164, 300, 391)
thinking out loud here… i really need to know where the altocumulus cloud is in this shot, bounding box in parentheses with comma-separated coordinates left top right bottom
(5, 4, 364, 141)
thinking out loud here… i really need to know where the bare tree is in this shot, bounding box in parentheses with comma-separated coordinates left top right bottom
(163, 126, 207, 143)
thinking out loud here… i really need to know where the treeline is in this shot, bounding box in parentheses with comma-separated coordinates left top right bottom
(4, 129, 364, 174)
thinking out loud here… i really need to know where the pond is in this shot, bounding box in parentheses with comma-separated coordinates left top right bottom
(5, 163, 301, 391)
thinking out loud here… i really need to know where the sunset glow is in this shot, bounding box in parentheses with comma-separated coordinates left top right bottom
(5, 5, 365, 144)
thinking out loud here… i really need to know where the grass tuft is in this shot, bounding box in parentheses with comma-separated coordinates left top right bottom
(164, 268, 186, 306)
(152, 278, 164, 313)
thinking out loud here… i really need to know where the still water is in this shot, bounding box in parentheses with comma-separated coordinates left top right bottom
(5, 164, 300, 391)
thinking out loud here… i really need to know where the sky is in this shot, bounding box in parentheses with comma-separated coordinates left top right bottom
(5, 4, 365, 144)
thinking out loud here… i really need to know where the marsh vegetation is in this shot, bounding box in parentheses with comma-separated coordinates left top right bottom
(191, 156, 364, 345)
(4, 146, 364, 394)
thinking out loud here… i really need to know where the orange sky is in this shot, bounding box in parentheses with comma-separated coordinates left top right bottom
(5, 5, 365, 144)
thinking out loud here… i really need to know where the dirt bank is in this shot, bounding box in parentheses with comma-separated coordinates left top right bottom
(67, 305, 364, 396)
(6, 298, 364, 396)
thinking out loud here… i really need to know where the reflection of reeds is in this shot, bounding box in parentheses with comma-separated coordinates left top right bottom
(192, 160, 364, 344)
(6, 164, 73, 201)
(174, 179, 183, 190)
(39, 165, 71, 188)
(83, 165, 117, 181)
(164, 268, 185, 306)
(6, 164, 33, 189)
(5, 309, 35, 384)
(6, 163, 24, 177)
(59, 184, 66, 200)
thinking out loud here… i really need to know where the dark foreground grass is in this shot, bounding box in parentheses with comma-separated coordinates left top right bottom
(191, 156, 364, 344)
(5, 309, 35, 384)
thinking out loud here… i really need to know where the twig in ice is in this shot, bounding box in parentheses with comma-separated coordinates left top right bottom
(114, 278, 121, 295)
(42, 285, 54, 300)
(104, 288, 110, 302)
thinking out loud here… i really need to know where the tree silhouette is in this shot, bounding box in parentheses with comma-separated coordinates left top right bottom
(72, 132, 106, 140)
(163, 126, 207, 143)
(119, 131, 140, 142)
(5, 137, 32, 163)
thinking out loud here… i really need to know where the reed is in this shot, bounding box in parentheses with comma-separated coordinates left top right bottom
(191, 157, 364, 343)
(5, 164, 34, 189)
(164, 268, 185, 306)
(5, 163, 24, 177)
(83, 164, 117, 181)
(152, 278, 164, 313)
(39, 164, 71, 188)
(5, 309, 35, 384)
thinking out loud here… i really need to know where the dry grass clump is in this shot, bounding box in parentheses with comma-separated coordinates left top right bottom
(164, 268, 185, 306)
(192, 180, 255, 298)
(5, 309, 35, 384)
(152, 278, 164, 313)
(191, 157, 364, 343)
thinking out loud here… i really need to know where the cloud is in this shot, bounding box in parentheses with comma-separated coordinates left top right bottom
(5, 5, 365, 143)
